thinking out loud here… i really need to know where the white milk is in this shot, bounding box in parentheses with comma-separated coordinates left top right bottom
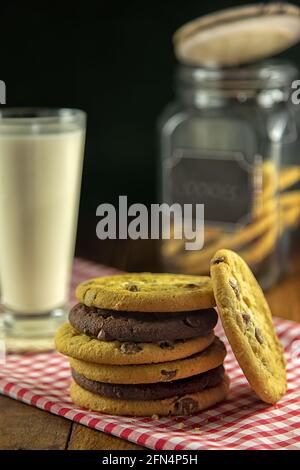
(0, 129, 85, 313)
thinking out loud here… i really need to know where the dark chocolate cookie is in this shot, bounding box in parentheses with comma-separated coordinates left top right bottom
(71, 365, 224, 401)
(69, 303, 218, 342)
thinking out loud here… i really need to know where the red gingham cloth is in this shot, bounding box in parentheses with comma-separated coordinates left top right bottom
(1, 258, 300, 450)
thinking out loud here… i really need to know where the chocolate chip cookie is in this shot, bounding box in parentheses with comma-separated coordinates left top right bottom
(70, 375, 230, 416)
(71, 365, 225, 400)
(55, 323, 216, 365)
(75, 273, 215, 312)
(69, 303, 218, 342)
(210, 249, 286, 404)
(69, 337, 226, 384)
(55, 271, 230, 416)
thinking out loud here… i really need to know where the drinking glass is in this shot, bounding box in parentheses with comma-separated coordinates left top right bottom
(0, 108, 86, 340)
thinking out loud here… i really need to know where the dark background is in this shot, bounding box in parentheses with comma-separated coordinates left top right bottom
(1, 0, 300, 262)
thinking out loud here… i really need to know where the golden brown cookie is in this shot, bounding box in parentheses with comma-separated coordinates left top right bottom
(210, 249, 286, 404)
(70, 375, 230, 416)
(55, 323, 215, 365)
(75, 273, 215, 312)
(69, 337, 226, 384)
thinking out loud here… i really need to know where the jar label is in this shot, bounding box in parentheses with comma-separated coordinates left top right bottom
(164, 148, 260, 228)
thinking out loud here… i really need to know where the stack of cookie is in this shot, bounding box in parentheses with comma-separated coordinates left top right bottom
(55, 273, 229, 416)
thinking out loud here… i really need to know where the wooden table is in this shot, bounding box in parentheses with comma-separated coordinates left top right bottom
(1, 239, 300, 450)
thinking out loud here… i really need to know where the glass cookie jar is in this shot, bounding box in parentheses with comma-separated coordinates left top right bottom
(158, 62, 299, 289)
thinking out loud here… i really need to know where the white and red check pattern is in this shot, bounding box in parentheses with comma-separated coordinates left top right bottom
(0, 258, 300, 450)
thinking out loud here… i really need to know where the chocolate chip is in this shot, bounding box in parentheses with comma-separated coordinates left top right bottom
(183, 315, 196, 327)
(174, 398, 198, 415)
(161, 370, 177, 380)
(229, 278, 238, 288)
(255, 327, 264, 344)
(97, 329, 110, 341)
(120, 342, 142, 354)
(125, 284, 139, 292)
(211, 256, 225, 265)
(159, 341, 174, 350)
(229, 278, 241, 300)
(242, 313, 251, 325)
(238, 312, 251, 332)
(183, 282, 204, 288)
(183, 314, 204, 328)
(261, 357, 268, 367)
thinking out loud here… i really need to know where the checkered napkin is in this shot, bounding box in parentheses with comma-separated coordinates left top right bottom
(1, 258, 300, 450)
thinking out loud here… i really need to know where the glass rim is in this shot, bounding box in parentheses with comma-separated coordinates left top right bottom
(0, 108, 86, 126)
(176, 60, 299, 90)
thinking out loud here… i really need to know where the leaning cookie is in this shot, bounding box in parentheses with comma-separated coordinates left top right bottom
(55, 323, 215, 365)
(75, 273, 216, 312)
(210, 249, 286, 404)
(70, 375, 230, 416)
(69, 338, 226, 384)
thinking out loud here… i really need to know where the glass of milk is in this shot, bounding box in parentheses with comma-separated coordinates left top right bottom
(0, 108, 86, 339)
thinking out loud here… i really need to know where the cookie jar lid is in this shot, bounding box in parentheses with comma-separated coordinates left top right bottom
(173, 2, 300, 68)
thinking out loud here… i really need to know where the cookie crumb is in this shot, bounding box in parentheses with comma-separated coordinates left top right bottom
(176, 422, 185, 429)
(193, 427, 201, 433)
